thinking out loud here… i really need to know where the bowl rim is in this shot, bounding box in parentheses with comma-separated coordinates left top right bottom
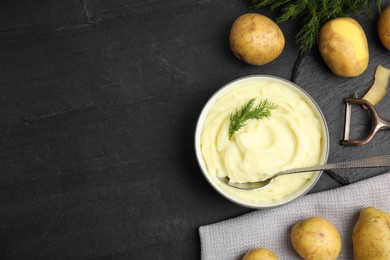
(194, 74, 330, 209)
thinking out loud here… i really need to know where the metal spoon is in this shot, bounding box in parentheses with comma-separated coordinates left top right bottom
(217, 155, 390, 190)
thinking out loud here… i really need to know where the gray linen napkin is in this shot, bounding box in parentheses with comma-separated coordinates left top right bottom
(199, 172, 390, 260)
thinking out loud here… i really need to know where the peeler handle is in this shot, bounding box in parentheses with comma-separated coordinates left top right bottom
(378, 117, 390, 130)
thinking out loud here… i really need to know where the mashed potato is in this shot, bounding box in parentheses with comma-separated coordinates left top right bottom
(200, 79, 324, 202)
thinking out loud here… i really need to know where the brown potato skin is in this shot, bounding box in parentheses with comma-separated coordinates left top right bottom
(318, 17, 369, 77)
(242, 248, 278, 260)
(290, 216, 342, 260)
(378, 5, 390, 51)
(353, 207, 390, 260)
(230, 13, 285, 66)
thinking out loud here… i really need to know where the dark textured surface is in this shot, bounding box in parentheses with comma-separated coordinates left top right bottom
(0, 0, 389, 259)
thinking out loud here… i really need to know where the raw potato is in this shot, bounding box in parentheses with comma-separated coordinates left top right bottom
(242, 248, 278, 260)
(378, 5, 390, 51)
(362, 65, 390, 106)
(230, 13, 285, 66)
(290, 217, 342, 260)
(353, 207, 390, 260)
(318, 17, 369, 77)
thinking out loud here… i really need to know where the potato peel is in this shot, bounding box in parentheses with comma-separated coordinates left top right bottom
(362, 65, 390, 106)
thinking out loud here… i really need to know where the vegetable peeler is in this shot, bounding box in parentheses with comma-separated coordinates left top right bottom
(342, 94, 390, 146)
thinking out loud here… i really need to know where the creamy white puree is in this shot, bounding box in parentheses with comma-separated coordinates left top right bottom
(200, 80, 323, 202)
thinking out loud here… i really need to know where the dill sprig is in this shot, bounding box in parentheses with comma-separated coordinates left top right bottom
(229, 98, 277, 139)
(248, 0, 382, 52)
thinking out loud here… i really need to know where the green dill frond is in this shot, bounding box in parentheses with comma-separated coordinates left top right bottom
(228, 98, 277, 139)
(296, 15, 320, 52)
(249, 0, 382, 52)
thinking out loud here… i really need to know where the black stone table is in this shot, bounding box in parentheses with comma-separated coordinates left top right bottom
(1, 1, 389, 259)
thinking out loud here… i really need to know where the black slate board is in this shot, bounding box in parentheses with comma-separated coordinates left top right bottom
(293, 13, 390, 184)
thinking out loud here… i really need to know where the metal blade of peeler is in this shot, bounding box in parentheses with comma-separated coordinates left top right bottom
(343, 93, 358, 142)
(343, 98, 351, 141)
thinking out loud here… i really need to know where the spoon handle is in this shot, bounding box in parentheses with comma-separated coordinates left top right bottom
(278, 155, 390, 176)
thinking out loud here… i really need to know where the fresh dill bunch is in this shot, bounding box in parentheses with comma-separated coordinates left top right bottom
(248, 0, 382, 52)
(228, 98, 277, 139)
